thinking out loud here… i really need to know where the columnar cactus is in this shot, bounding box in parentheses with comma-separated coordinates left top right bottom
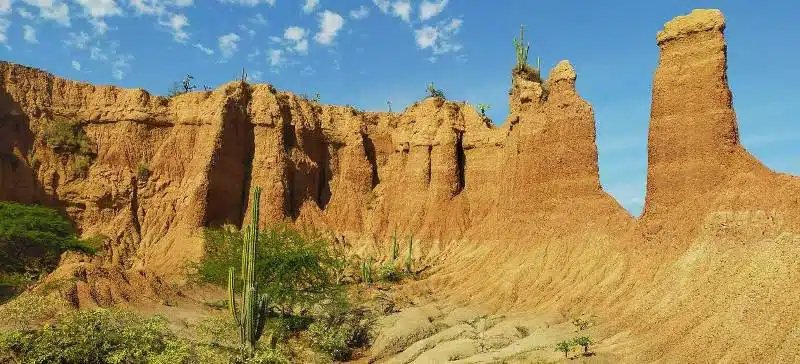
(405, 234, 413, 274)
(228, 187, 269, 353)
(391, 230, 399, 261)
(513, 25, 530, 69)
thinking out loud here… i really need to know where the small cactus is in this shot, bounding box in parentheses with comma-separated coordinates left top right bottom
(405, 234, 413, 274)
(361, 257, 373, 284)
(391, 230, 398, 261)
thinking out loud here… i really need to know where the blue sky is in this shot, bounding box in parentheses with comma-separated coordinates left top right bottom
(0, 0, 798, 216)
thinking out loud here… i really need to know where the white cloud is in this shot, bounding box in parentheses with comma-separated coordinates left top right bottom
(130, 0, 165, 15)
(72, 60, 81, 70)
(194, 42, 214, 55)
(283, 25, 308, 53)
(419, 0, 447, 21)
(159, 13, 189, 42)
(247, 48, 260, 60)
(0, 18, 9, 44)
(301, 0, 317, 13)
(74, 0, 122, 18)
(18, 7, 35, 18)
(414, 17, 462, 55)
(250, 12, 266, 25)
(283, 25, 305, 41)
(22, 0, 70, 26)
(267, 48, 283, 69)
(0, 0, 10, 14)
(293, 38, 307, 52)
(250, 70, 263, 81)
(173, 0, 192, 6)
(64, 31, 90, 49)
(314, 10, 343, 45)
(349, 5, 368, 19)
(89, 18, 108, 34)
(372, 0, 389, 13)
(391, 0, 410, 22)
(238, 24, 255, 38)
(87, 41, 134, 79)
(218, 0, 274, 6)
(22, 24, 38, 43)
(218, 32, 240, 58)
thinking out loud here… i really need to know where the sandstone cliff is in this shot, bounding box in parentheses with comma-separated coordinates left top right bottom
(1, 8, 799, 363)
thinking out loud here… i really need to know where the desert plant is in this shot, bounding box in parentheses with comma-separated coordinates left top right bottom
(313, 92, 320, 102)
(426, 82, 445, 99)
(573, 336, 593, 355)
(572, 317, 592, 331)
(387, 100, 392, 112)
(240, 68, 248, 84)
(361, 257, 373, 284)
(0, 201, 100, 299)
(378, 263, 401, 283)
(405, 234, 413, 274)
(228, 186, 270, 353)
(307, 299, 374, 361)
(44, 118, 94, 156)
(390, 230, 399, 261)
(0, 308, 194, 363)
(137, 163, 151, 181)
(476, 103, 491, 116)
(182, 74, 197, 93)
(513, 25, 530, 70)
(555, 340, 574, 359)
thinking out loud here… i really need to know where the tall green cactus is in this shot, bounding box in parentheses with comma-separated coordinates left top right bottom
(405, 234, 413, 274)
(228, 187, 269, 353)
(513, 25, 530, 70)
(391, 230, 398, 261)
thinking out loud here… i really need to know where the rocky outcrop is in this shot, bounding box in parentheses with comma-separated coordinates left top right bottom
(641, 8, 800, 243)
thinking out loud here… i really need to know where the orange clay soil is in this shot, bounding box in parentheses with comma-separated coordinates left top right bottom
(0, 8, 798, 363)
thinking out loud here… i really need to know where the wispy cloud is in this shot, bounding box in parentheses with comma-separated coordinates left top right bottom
(64, 31, 91, 49)
(22, 24, 38, 43)
(419, 0, 447, 21)
(159, 13, 189, 42)
(314, 10, 343, 45)
(22, 0, 71, 26)
(391, 0, 410, 22)
(218, 32, 240, 58)
(0, 0, 10, 14)
(414, 18, 463, 55)
(0, 18, 9, 45)
(218, 0, 275, 6)
(349, 5, 368, 19)
(194, 42, 214, 55)
(72, 60, 81, 70)
(302, 0, 318, 14)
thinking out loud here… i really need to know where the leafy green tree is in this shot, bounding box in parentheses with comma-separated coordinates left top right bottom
(555, 340, 574, 359)
(573, 336, 593, 355)
(196, 221, 342, 317)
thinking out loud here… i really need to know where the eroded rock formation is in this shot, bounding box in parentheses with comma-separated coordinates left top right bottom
(1, 8, 799, 362)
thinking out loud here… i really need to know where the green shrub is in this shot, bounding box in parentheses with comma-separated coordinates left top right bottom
(195, 223, 342, 316)
(137, 163, 151, 180)
(378, 263, 401, 283)
(43, 119, 94, 156)
(554, 340, 575, 359)
(0, 202, 101, 302)
(426, 82, 445, 99)
(573, 336, 593, 355)
(307, 300, 374, 361)
(0, 308, 194, 363)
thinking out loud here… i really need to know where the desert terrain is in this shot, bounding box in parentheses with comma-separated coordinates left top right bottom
(1, 8, 798, 363)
